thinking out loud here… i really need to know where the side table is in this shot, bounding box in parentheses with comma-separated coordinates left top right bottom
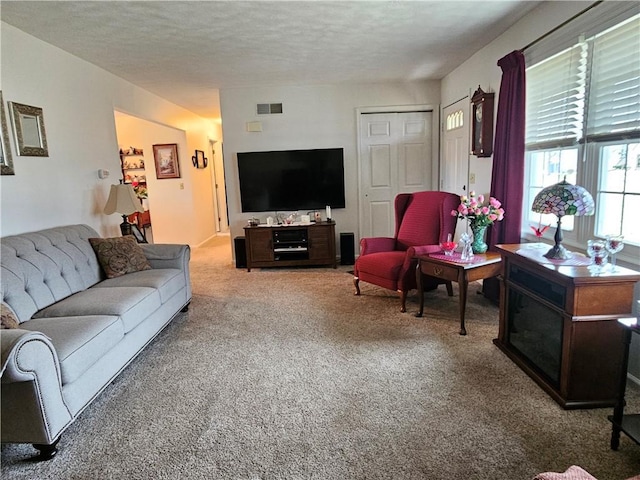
(415, 251, 502, 335)
(609, 316, 640, 450)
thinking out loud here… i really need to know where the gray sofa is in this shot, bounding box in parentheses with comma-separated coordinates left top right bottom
(0, 224, 191, 459)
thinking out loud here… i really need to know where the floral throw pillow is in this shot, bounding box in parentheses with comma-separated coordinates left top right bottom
(1, 302, 20, 329)
(89, 235, 152, 279)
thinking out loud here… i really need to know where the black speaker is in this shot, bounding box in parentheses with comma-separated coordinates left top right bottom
(234, 236, 247, 269)
(340, 232, 355, 265)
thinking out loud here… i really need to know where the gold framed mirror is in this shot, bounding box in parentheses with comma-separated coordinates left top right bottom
(9, 101, 48, 157)
(0, 92, 15, 175)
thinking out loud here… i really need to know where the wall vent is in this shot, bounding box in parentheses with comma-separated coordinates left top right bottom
(257, 103, 283, 115)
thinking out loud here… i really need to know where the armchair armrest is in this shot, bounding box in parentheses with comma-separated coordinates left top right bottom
(401, 244, 442, 276)
(407, 244, 442, 258)
(360, 237, 396, 256)
(1, 329, 72, 444)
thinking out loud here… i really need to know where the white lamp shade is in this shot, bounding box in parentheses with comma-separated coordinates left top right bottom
(104, 184, 144, 215)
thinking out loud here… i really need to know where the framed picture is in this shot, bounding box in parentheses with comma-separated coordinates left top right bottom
(192, 149, 208, 169)
(152, 143, 180, 179)
(0, 92, 15, 175)
(9, 101, 49, 157)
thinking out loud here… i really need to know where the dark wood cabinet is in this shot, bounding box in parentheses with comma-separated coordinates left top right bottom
(244, 222, 336, 271)
(246, 228, 273, 263)
(494, 243, 640, 409)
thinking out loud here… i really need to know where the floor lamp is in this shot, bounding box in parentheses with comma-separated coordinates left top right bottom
(104, 183, 144, 236)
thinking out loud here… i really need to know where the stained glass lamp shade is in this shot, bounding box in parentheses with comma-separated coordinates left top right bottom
(531, 178, 595, 259)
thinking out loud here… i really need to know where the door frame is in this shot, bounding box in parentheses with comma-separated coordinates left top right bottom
(355, 104, 439, 244)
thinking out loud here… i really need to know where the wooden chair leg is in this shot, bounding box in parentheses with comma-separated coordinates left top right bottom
(353, 277, 361, 296)
(445, 281, 453, 296)
(399, 290, 407, 313)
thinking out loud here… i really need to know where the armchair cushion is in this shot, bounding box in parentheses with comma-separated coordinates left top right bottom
(355, 251, 406, 291)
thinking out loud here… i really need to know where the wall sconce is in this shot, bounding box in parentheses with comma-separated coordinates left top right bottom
(192, 150, 208, 169)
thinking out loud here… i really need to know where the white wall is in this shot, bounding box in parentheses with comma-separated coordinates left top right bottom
(440, 1, 592, 199)
(219, 82, 440, 247)
(114, 113, 219, 245)
(0, 23, 220, 245)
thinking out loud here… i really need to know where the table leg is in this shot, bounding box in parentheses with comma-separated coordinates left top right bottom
(458, 270, 468, 335)
(415, 261, 424, 318)
(610, 329, 632, 450)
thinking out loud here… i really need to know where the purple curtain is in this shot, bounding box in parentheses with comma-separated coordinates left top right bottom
(487, 50, 526, 249)
(484, 50, 526, 302)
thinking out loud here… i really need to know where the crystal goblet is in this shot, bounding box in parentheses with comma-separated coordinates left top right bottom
(605, 234, 624, 271)
(440, 233, 457, 257)
(587, 240, 608, 275)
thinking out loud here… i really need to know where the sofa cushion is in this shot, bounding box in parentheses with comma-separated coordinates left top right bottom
(93, 268, 184, 303)
(33, 287, 161, 334)
(89, 236, 151, 279)
(21, 315, 124, 384)
(1, 303, 19, 329)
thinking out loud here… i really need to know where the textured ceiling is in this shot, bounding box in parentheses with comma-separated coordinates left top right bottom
(1, 1, 542, 119)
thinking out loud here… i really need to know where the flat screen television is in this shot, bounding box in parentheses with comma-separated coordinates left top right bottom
(237, 148, 346, 212)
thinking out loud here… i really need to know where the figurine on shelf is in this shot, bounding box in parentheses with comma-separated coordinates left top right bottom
(460, 232, 474, 262)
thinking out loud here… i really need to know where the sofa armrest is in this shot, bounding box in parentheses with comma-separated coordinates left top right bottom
(140, 244, 190, 270)
(1, 329, 73, 444)
(2, 329, 51, 379)
(140, 243, 192, 304)
(360, 237, 396, 256)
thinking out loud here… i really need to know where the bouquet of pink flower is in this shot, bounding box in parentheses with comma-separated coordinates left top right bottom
(451, 191, 505, 228)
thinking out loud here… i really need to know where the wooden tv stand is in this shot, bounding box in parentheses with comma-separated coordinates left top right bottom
(243, 222, 336, 271)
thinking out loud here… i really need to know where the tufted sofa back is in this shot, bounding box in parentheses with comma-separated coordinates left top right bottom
(1, 225, 103, 323)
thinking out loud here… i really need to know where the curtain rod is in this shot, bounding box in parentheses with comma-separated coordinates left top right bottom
(521, 0, 604, 52)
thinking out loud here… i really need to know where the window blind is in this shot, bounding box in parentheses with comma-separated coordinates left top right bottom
(525, 44, 586, 149)
(586, 16, 640, 140)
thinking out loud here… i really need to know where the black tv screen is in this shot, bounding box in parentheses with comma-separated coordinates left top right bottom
(237, 148, 346, 212)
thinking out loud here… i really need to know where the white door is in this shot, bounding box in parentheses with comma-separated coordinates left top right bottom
(359, 111, 433, 239)
(441, 101, 469, 195)
(441, 100, 470, 238)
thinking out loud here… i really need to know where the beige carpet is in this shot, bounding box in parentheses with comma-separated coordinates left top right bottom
(1, 238, 639, 479)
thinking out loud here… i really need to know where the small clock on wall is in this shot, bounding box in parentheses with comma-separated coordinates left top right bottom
(471, 86, 495, 157)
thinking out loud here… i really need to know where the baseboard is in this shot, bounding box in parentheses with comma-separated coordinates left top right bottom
(628, 372, 640, 388)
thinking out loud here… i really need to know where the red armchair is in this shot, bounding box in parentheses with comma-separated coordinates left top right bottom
(353, 191, 459, 312)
